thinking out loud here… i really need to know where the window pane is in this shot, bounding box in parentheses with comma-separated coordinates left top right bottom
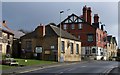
(61, 41, 65, 52)
(26, 41, 32, 50)
(92, 48, 96, 53)
(88, 34, 93, 42)
(71, 24, 75, 29)
(78, 24, 82, 29)
(78, 35, 80, 39)
(70, 43, 73, 54)
(0, 31, 2, 37)
(76, 44, 79, 54)
(0, 44, 2, 52)
(63, 24, 67, 30)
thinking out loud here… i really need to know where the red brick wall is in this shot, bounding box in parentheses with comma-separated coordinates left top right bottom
(61, 23, 96, 47)
(96, 28, 107, 48)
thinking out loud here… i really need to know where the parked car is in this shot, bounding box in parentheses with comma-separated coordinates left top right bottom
(2, 58, 19, 66)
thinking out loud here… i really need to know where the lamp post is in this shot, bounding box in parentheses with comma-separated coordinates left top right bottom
(59, 10, 64, 62)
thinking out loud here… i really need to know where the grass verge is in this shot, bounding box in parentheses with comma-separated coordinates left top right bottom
(1, 58, 56, 70)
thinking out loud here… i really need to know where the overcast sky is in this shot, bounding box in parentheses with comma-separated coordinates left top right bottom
(1, 1, 119, 46)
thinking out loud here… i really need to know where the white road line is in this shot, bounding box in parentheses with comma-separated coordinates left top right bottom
(68, 68, 76, 71)
(60, 72, 63, 73)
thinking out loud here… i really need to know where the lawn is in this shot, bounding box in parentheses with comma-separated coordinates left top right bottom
(1, 58, 57, 70)
(16, 58, 56, 66)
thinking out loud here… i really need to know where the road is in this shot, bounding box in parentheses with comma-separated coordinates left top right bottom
(16, 61, 119, 75)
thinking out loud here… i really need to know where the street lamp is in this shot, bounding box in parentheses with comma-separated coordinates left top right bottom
(59, 10, 64, 62)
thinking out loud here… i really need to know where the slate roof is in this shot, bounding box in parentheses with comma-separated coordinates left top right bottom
(49, 25, 80, 41)
(107, 35, 117, 45)
(0, 28, 14, 35)
(20, 31, 36, 39)
(107, 35, 112, 43)
(21, 24, 80, 41)
(113, 37, 117, 45)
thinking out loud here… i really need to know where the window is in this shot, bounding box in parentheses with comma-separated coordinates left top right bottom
(26, 41, 32, 50)
(63, 24, 67, 30)
(76, 44, 79, 54)
(78, 35, 80, 39)
(78, 24, 82, 29)
(85, 49, 89, 55)
(51, 46, 55, 49)
(71, 24, 75, 29)
(0, 32, 2, 37)
(87, 34, 94, 42)
(7, 34, 10, 39)
(61, 41, 65, 52)
(92, 48, 96, 53)
(96, 33, 98, 42)
(0, 44, 2, 52)
(70, 43, 73, 54)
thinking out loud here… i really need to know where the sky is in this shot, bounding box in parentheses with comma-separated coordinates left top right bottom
(1, 1, 119, 46)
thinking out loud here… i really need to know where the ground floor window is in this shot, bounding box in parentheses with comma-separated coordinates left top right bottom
(61, 41, 65, 52)
(70, 43, 73, 54)
(92, 48, 96, 53)
(76, 44, 79, 54)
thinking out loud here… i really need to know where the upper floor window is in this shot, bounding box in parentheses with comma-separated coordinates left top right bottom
(0, 32, 2, 37)
(26, 41, 32, 50)
(63, 24, 67, 30)
(76, 44, 79, 54)
(78, 35, 80, 39)
(96, 33, 98, 42)
(70, 43, 73, 54)
(61, 41, 65, 52)
(7, 34, 10, 39)
(0, 44, 2, 52)
(78, 24, 82, 29)
(71, 24, 75, 29)
(87, 34, 94, 42)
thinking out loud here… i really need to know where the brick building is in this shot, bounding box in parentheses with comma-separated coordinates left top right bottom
(21, 24, 81, 62)
(58, 5, 108, 60)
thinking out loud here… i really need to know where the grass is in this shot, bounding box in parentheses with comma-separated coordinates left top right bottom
(16, 58, 56, 66)
(0, 65, 16, 70)
(1, 58, 57, 70)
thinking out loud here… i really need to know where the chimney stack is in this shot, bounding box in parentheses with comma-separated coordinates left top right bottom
(101, 25, 104, 31)
(94, 14, 99, 23)
(83, 5, 87, 22)
(35, 24, 45, 37)
(87, 7, 92, 24)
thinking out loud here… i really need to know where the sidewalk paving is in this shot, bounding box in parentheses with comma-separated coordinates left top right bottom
(108, 67, 120, 75)
(2, 61, 85, 75)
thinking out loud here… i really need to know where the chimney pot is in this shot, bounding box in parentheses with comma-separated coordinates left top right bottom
(87, 7, 92, 24)
(83, 5, 87, 22)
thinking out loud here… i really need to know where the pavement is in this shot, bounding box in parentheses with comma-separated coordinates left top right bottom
(1, 61, 85, 75)
(2, 61, 120, 75)
(108, 67, 120, 75)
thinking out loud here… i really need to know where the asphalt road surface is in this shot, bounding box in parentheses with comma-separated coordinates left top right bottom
(17, 61, 119, 75)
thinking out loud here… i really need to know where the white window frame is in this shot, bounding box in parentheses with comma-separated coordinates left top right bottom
(78, 24, 82, 29)
(63, 24, 67, 30)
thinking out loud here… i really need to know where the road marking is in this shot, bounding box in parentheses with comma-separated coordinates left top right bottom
(68, 68, 76, 71)
(60, 72, 63, 73)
